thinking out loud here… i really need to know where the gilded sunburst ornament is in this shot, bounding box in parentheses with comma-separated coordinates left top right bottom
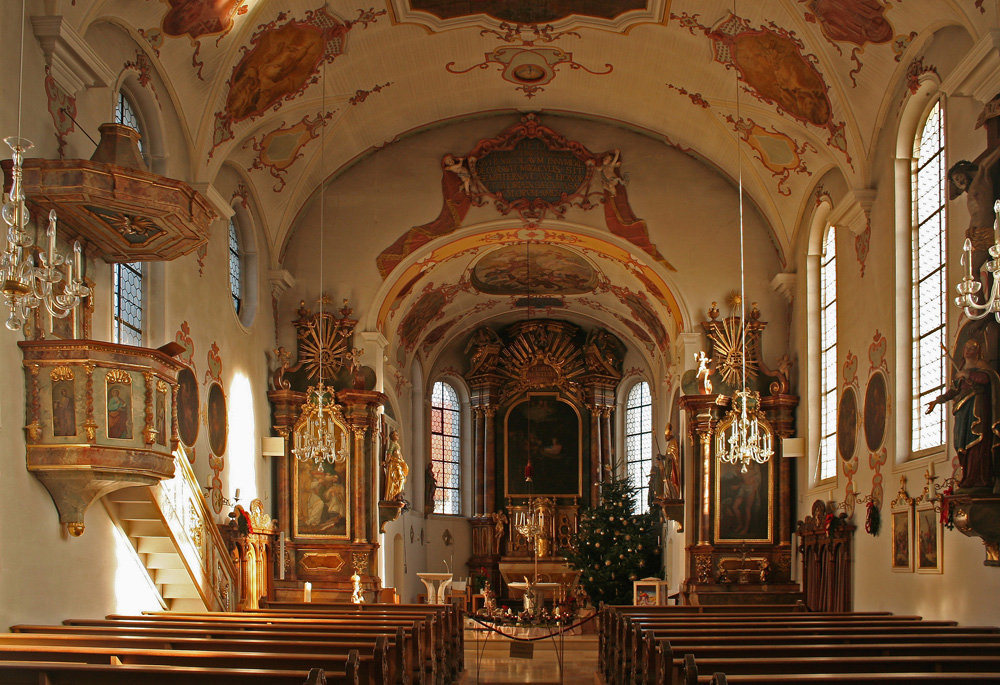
(708, 312, 758, 387)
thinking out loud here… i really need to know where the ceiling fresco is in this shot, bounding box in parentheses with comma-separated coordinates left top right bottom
(470, 244, 598, 295)
(42, 1, 989, 372)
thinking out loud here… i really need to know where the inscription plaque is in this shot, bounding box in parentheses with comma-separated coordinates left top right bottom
(475, 138, 588, 203)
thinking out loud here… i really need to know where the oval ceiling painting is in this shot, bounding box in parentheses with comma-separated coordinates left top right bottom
(471, 244, 597, 295)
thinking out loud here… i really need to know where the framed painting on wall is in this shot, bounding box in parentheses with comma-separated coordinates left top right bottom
(207, 382, 227, 456)
(891, 505, 913, 572)
(714, 456, 774, 543)
(176, 367, 199, 448)
(915, 501, 942, 573)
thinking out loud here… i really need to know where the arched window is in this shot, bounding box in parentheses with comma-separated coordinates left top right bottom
(113, 90, 146, 346)
(625, 381, 652, 512)
(430, 381, 461, 515)
(112, 261, 143, 346)
(228, 217, 243, 315)
(818, 226, 837, 480)
(911, 100, 947, 454)
(116, 90, 143, 153)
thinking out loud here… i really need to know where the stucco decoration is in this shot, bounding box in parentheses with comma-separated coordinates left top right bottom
(211, 6, 385, 154)
(447, 24, 612, 98)
(376, 114, 673, 277)
(725, 115, 816, 196)
(797, 0, 909, 86)
(674, 11, 851, 166)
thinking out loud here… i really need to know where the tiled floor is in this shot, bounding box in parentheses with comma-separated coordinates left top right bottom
(461, 629, 601, 684)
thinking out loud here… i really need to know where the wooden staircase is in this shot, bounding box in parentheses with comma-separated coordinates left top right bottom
(104, 486, 207, 612)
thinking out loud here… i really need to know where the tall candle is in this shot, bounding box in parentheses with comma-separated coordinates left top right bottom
(304, 581, 312, 603)
(234, 488, 241, 501)
(279, 532, 286, 580)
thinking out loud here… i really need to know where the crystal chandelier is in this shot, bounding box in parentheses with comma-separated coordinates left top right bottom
(291, 63, 344, 465)
(292, 382, 348, 464)
(718, 388, 773, 473)
(716, 50, 773, 473)
(2, 0, 90, 332)
(954, 200, 1000, 321)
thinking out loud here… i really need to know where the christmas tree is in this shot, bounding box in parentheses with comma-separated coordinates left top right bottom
(565, 472, 663, 606)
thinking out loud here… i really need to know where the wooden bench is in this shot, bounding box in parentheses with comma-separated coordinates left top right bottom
(132, 610, 448, 679)
(683, 653, 1000, 684)
(0, 662, 337, 685)
(55, 618, 430, 685)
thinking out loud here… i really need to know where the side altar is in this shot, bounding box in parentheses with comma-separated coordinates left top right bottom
(679, 300, 802, 605)
(266, 298, 387, 602)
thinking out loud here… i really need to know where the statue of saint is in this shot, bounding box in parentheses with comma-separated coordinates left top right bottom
(695, 351, 713, 394)
(425, 461, 437, 511)
(948, 145, 1000, 239)
(383, 430, 409, 501)
(927, 339, 1000, 489)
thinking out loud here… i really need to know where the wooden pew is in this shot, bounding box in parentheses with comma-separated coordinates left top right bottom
(126, 612, 439, 683)
(611, 616, 981, 683)
(13, 624, 413, 685)
(224, 604, 463, 679)
(681, 653, 1000, 684)
(0, 662, 337, 685)
(0, 643, 376, 684)
(58, 617, 431, 685)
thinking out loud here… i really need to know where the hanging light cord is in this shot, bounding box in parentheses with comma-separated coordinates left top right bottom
(734, 0, 746, 399)
(16, 0, 25, 142)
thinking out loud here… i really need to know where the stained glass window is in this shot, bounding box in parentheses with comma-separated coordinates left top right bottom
(912, 101, 946, 454)
(113, 262, 143, 346)
(819, 226, 837, 480)
(431, 381, 461, 515)
(625, 381, 653, 512)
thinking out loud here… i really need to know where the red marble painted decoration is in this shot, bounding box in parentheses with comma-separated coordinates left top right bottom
(409, 0, 645, 23)
(161, 0, 247, 40)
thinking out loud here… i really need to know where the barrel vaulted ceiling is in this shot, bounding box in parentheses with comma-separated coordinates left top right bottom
(44, 1, 991, 377)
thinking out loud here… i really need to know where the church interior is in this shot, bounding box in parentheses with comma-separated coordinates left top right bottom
(2, 0, 1000, 681)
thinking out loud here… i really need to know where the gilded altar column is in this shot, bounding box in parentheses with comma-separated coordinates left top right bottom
(588, 405, 601, 503)
(761, 395, 799, 546)
(483, 406, 497, 514)
(473, 406, 484, 516)
(679, 394, 726, 545)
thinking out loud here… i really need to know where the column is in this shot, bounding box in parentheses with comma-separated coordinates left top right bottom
(589, 405, 601, 503)
(473, 406, 484, 516)
(600, 406, 613, 476)
(483, 406, 497, 514)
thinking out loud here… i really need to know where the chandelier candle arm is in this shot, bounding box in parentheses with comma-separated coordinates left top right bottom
(955, 200, 1000, 322)
(2, 137, 91, 332)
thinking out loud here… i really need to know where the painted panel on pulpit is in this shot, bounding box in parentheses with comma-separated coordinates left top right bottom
(714, 457, 773, 543)
(293, 418, 352, 539)
(504, 394, 582, 497)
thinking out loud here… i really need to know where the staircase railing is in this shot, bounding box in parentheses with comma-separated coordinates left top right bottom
(148, 445, 239, 611)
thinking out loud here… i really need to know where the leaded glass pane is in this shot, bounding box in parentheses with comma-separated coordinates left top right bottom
(912, 101, 946, 454)
(113, 262, 143, 347)
(817, 227, 837, 482)
(431, 381, 461, 515)
(625, 381, 652, 513)
(229, 219, 242, 314)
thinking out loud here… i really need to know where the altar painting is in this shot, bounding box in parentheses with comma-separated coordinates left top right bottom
(293, 420, 352, 539)
(714, 457, 774, 543)
(505, 394, 582, 497)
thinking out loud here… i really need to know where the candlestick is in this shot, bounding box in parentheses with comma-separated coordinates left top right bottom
(279, 532, 286, 580)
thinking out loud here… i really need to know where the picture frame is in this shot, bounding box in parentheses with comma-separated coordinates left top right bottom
(714, 453, 774, 544)
(293, 413, 352, 540)
(504, 393, 583, 498)
(915, 501, 943, 573)
(891, 505, 913, 572)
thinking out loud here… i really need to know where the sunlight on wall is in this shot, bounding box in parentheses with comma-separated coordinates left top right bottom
(113, 523, 162, 614)
(228, 372, 258, 503)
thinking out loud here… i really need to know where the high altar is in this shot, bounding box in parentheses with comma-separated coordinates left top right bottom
(462, 319, 624, 597)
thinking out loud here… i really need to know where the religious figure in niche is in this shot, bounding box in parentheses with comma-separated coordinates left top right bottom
(926, 339, 1000, 489)
(52, 383, 76, 437)
(107, 387, 132, 440)
(383, 430, 409, 502)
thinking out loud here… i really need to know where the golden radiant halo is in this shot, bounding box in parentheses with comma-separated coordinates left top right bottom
(708, 313, 759, 388)
(297, 312, 347, 382)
